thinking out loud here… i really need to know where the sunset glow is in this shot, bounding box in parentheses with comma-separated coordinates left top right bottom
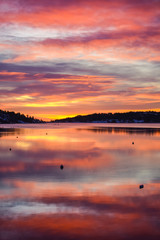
(0, 0, 160, 120)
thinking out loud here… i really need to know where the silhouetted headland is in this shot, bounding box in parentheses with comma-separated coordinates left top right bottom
(54, 111, 160, 123)
(0, 109, 45, 124)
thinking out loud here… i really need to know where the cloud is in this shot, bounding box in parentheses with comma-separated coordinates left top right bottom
(0, 0, 160, 29)
(0, 0, 160, 116)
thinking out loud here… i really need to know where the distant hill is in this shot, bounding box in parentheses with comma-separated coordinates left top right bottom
(54, 111, 160, 123)
(0, 109, 45, 124)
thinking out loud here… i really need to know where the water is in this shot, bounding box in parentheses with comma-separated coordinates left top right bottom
(0, 123, 160, 240)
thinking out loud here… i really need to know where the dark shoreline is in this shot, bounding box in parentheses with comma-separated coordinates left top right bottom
(54, 111, 160, 123)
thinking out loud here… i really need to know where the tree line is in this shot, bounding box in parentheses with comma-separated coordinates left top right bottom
(0, 109, 44, 123)
(54, 111, 160, 123)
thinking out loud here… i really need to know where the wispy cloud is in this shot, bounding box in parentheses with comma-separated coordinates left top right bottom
(0, 0, 160, 118)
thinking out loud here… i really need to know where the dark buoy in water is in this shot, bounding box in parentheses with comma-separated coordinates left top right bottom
(139, 184, 144, 189)
(132, 142, 134, 145)
(60, 164, 64, 170)
(9, 148, 12, 151)
(46, 133, 48, 135)
(16, 136, 18, 138)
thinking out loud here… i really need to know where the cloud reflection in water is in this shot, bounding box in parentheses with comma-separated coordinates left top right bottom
(0, 124, 160, 240)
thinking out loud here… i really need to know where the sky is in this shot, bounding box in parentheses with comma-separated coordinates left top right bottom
(0, 0, 160, 120)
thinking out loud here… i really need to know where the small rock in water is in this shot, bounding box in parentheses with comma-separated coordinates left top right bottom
(60, 165, 64, 170)
(139, 184, 144, 189)
(132, 142, 134, 145)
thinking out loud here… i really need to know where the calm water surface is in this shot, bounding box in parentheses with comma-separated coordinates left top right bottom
(0, 123, 160, 240)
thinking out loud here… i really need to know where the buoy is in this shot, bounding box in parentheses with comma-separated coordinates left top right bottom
(9, 148, 12, 151)
(60, 165, 64, 170)
(139, 184, 144, 189)
(132, 142, 134, 145)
